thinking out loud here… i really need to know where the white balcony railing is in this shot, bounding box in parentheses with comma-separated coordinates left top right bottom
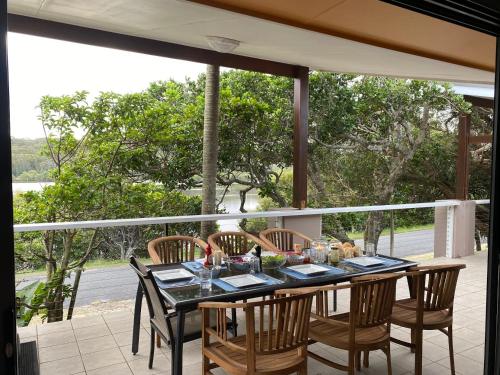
(13, 199, 480, 233)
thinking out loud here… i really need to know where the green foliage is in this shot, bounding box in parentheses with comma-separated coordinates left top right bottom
(16, 280, 46, 326)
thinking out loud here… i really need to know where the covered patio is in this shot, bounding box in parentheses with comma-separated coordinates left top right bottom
(18, 252, 486, 375)
(2, 1, 500, 375)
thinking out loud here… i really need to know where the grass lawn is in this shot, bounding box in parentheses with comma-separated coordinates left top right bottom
(345, 223, 434, 240)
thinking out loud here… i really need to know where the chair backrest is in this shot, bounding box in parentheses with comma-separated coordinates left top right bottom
(129, 257, 170, 335)
(247, 292, 314, 355)
(409, 264, 465, 312)
(259, 228, 311, 252)
(208, 231, 258, 256)
(349, 274, 400, 328)
(148, 236, 206, 264)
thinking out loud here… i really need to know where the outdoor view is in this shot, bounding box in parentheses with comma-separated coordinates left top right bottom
(12, 32, 490, 374)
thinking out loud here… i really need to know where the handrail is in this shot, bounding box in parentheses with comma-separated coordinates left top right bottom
(474, 199, 490, 205)
(13, 200, 464, 233)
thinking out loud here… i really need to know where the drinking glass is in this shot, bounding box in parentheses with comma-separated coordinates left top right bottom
(249, 256, 261, 274)
(199, 268, 212, 291)
(311, 239, 329, 264)
(365, 242, 375, 257)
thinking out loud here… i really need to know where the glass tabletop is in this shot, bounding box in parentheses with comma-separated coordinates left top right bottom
(147, 255, 416, 310)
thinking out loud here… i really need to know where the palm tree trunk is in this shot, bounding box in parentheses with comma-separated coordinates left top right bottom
(200, 65, 220, 240)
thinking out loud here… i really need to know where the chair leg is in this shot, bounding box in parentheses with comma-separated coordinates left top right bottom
(298, 359, 308, 375)
(448, 326, 456, 375)
(156, 332, 161, 348)
(356, 351, 361, 371)
(149, 327, 155, 369)
(363, 350, 369, 367)
(411, 328, 416, 353)
(385, 344, 393, 375)
(414, 329, 423, 375)
(202, 353, 210, 374)
(348, 350, 356, 375)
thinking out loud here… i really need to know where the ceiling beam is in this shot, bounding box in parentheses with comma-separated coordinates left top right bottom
(464, 95, 495, 108)
(7, 14, 304, 78)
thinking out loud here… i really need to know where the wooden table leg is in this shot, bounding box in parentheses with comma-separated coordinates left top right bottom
(173, 310, 186, 375)
(132, 282, 143, 355)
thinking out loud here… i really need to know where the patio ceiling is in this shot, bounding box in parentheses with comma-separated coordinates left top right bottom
(7, 0, 496, 84)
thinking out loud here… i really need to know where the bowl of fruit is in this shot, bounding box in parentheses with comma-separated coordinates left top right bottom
(260, 252, 287, 270)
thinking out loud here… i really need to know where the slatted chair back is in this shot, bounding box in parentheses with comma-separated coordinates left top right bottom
(350, 274, 400, 328)
(312, 274, 400, 328)
(129, 257, 170, 336)
(208, 231, 260, 256)
(409, 264, 465, 312)
(259, 228, 312, 252)
(147, 236, 207, 264)
(201, 292, 314, 356)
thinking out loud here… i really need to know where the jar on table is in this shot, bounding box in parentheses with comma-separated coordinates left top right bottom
(329, 248, 340, 265)
(311, 239, 329, 264)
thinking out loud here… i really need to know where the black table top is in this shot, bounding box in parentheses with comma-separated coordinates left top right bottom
(147, 255, 417, 311)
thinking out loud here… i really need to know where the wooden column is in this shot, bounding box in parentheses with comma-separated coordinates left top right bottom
(455, 113, 471, 200)
(292, 67, 309, 209)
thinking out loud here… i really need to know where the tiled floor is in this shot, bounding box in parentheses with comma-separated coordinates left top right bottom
(18, 252, 487, 374)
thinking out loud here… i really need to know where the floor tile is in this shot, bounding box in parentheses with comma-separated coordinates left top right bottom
(86, 362, 133, 375)
(38, 329, 76, 348)
(39, 355, 84, 375)
(74, 323, 111, 341)
(81, 347, 125, 371)
(39, 342, 80, 363)
(78, 334, 117, 355)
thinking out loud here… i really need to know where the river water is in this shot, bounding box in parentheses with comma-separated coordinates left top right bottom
(12, 183, 259, 231)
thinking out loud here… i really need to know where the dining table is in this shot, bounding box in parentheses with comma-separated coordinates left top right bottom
(130, 254, 418, 375)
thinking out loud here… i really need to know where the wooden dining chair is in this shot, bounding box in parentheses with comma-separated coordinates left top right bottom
(200, 290, 315, 375)
(147, 236, 208, 347)
(130, 256, 230, 374)
(279, 273, 401, 375)
(147, 235, 208, 265)
(259, 228, 312, 252)
(208, 231, 269, 256)
(389, 264, 466, 375)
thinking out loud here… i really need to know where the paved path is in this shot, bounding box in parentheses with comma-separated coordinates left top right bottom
(17, 229, 435, 307)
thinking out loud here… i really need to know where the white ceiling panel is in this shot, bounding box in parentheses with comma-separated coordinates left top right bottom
(7, 0, 495, 83)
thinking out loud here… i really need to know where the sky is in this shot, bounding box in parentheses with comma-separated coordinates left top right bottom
(7, 32, 207, 139)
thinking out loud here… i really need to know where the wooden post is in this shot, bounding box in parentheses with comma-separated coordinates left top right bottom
(389, 211, 395, 257)
(455, 113, 471, 200)
(292, 67, 309, 209)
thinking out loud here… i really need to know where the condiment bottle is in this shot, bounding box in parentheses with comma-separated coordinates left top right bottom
(204, 244, 213, 267)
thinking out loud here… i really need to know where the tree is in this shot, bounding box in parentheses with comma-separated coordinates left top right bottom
(201, 65, 220, 239)
(14, 90, 203, 322)
(307, 74, 467, 248)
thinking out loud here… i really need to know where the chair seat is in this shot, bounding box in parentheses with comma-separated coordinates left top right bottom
(309, 313, 390, 351)
(391, 298, 452, 329)
(153, 309, 229, 340)
(204, 334, 305, 375)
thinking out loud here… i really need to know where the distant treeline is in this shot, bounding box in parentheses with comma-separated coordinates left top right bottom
(11, 138, 53, 182)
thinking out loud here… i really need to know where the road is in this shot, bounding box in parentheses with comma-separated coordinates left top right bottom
(17, 229, 434, 307)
